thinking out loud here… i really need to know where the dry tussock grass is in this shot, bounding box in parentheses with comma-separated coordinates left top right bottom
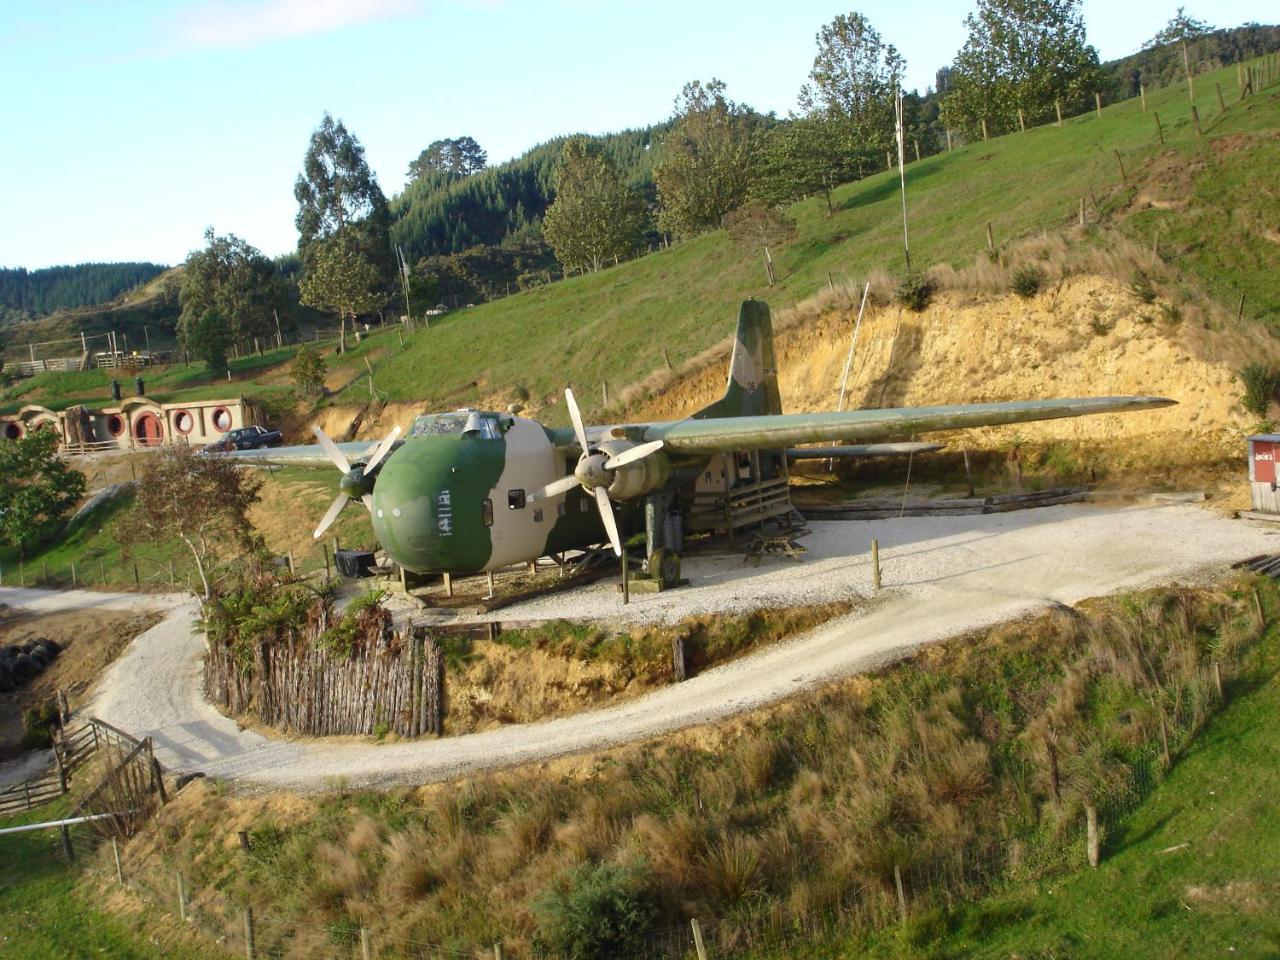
(125, 577, 1268, 957)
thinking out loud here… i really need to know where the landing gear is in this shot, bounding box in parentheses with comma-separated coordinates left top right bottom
(623, 494, 687, 594)
(647, 548, 682, 590)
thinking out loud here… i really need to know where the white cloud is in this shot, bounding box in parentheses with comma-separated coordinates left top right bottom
(168, 0, 421, 51)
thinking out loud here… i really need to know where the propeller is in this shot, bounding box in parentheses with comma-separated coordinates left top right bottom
(530, 388, 664, 557)
(311, 424, 402, 540)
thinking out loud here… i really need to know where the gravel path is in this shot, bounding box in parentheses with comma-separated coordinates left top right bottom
(4, 503, 1275, 793)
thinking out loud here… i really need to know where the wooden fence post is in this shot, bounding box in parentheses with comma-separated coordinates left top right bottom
(1139, 83, 1147, 112)
(1159, 714, 1171, 769)
(1086, 804, 1100, 867)
(871, 539, 881, 591)
(360, 927, 372, 960)
(243, 907, 257, 959)
(61, 824, 74, 862)
(1094, 91, 1103, 117)
(1153, 111, 1164, 145)
(691, 918, 709, 960)
(1055, 99, 1063, 127)
(672, 635, 686, 682)
(1213, 661, 1223, 699)
(985, 222, 995, 254)
(621, 549, 629, 605)
(1216, 82, 1227, 114)
(1190, 105, 1202, 137)
(980, 117, 989, 141)
(112, 837, 123, 882)
(1017, 108, 1026, 132)
(177, 871, 188, 922)
(894, 864, 908, 923)
(493, 943, 504, 960)
(1113, 149, 1126, 181)
(962, 447, 975, 497)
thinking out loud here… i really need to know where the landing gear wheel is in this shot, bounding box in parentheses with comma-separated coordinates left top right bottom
(648, 548, 681, 589)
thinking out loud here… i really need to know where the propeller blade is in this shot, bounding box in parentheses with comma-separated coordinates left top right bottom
(361, 495, 375, 513)
(363, 424, 402, 476)
(313, 493, 349, 540)
(530, 474, 580, 503)
(604, 440, 664, 470)
(312, 426, 352, 475)
(564, 387, 590, 453)
(593, 487, 623, 557)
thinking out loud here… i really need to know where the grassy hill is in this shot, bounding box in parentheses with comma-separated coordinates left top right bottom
(341, 59, 1279, 425)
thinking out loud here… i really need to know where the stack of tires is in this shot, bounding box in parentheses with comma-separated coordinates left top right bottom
(0, 638, 61, 692)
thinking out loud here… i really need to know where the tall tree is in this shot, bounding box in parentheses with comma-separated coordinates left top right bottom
(185, 307, 232, 377)
(407, 136, 488, 180)
(542, 137, 648, 274)
(941, 0, 1105, 137)
(299, 230, 385, 353)
(178, 228, 291, 353)
(294, 113, 392, 254)
(654, 80, 765, 238)
(723, 201, 798, 286)
(118, 447, 263, 602)
(798, 12, 905, 154)
(0, 430, 86, 558)
(754, 115, 870, 215)
(1145, 6, 1214, 47)
(294, 114, 394, 347)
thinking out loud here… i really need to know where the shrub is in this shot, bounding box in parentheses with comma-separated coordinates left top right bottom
(1240, 363, 1280, 417)
(532, 860, 659, 959)
(1010, 265, 1044, 298)
(1128, 269, 1157, 304)
(1158, 302, 1183, 326)
(895, 272, 934, 312)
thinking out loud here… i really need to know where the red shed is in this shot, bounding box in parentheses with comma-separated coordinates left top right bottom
(1248, 434, 1280, 513)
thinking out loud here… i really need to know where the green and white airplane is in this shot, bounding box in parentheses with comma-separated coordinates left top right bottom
(234, 301, 1174, 586)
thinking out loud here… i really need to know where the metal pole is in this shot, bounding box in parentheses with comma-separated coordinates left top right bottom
(836, 283, 871, 413)
(872, 538, 881, 591)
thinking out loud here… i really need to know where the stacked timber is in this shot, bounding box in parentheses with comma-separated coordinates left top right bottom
(800, 486, 1090, 521)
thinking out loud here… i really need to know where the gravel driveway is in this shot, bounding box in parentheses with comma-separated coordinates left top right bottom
(4, 503, 1274, 793)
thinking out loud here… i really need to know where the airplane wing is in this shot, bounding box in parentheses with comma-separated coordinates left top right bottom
(623, 396, 1174, 453)
(214, 440, 384, 468)
(786, 442, 944, 459)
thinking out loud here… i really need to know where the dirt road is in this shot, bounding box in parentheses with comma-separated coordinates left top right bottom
(4, 503, 1275, 792)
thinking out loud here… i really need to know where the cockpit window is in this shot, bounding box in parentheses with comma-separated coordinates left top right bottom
(508, 489, 526, 510)
(410, 412, 503, 439)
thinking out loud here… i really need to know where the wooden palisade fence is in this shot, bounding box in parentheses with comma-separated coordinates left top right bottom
(204, 624, 444, 738)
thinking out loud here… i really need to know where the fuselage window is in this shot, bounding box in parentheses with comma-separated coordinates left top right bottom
(481, 498, 494, 526)
(579, 499, 590, 513)
(508, 489, 526, 510)
(532, 507, 544, 523)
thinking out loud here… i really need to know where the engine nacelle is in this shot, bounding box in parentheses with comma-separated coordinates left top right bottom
(597, 440, 671, 501)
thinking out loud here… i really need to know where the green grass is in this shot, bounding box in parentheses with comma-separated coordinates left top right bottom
(0, 492, 192, 590)
(0, 802, 220, 959)
(800, 603, 1280, 959)
(336, 61, 1279, 424)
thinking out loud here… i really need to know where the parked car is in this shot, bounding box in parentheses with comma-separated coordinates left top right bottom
(207, 425, 284, 451)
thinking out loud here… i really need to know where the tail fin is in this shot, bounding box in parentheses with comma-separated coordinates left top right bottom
(694, 300, 783, 420)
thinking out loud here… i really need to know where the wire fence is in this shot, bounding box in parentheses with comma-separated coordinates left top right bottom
(55, 646, 1246, 960)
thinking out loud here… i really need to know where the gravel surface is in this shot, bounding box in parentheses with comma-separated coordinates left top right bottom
(5, 503, 1275, 793)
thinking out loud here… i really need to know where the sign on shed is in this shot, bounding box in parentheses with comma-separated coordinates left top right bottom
(1247, 434, 1280, 513)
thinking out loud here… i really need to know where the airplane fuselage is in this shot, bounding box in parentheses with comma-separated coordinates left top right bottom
(370, 412, 660, 574)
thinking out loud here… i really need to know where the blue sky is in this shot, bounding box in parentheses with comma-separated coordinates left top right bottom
(0, 0, 1268, 269)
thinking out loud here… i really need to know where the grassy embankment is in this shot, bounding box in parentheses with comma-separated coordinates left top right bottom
(73, 573, 1278, 959)
(333, 60, 1279, 423)
(0, 803, 223, 959)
